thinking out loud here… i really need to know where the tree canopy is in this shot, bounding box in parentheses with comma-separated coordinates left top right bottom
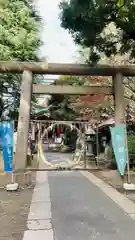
(0, 0, 42, 120)
(47, 75, 113, 122)
(48, 76, 79, 121)
(59, 0, 135, 63)
(59, 0, 135, 112)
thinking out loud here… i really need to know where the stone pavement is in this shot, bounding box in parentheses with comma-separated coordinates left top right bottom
(23, 152, 135, 240)
(45, 152, 73, 166)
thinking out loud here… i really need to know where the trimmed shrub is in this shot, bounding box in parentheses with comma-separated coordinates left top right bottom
(127, 135, 135, 168)
(109, 135, 135, 169)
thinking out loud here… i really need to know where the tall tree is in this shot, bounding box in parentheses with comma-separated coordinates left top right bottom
(59, 0, 135, 63)
(60, 0, 135, 110)
(0, 0, 42, 120)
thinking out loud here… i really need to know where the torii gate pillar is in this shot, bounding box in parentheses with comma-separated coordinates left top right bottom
(113, 73, 125, 124)
(15, 71, 32, 171)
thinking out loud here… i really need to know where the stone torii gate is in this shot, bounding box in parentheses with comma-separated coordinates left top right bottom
(0, 61, 132, 171)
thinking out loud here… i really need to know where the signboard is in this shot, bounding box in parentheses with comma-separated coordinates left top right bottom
(1, 122, 14, 172)
(110, 124, 127, 176)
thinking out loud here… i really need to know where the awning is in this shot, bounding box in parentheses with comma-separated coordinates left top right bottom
(98, 118, 115, 128)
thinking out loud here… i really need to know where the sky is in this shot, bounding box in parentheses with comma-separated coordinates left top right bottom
(35, 0, 78, 102)
(36, 0, 78, 65)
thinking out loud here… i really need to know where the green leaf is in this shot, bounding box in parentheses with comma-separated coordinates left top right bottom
(116, 0, 125, 8)
(0, 0, 43, 120)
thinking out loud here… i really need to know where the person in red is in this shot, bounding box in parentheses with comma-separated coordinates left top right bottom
(57, 126, 61, 137)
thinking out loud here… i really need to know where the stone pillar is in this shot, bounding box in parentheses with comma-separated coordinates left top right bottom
(32, 122, 35, 141)
(15, 71, 32, 172)
(113, 73, 130, 182)
(113, 73, 125, 124)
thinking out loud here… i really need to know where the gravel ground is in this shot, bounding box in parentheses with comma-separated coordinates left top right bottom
(91, 169, 135, 202)
(0, 173, 36, 240)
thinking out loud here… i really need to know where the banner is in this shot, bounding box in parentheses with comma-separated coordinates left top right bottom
(1, 121, 14, 172)
(110, 124, 127, 176)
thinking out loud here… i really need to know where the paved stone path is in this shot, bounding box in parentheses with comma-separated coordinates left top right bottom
(23, 152, 135, 240)
(45, 152, 73, 165)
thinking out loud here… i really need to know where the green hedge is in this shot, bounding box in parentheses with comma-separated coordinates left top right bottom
(128, 135, 135, 167)
(110, 135, 135, 169)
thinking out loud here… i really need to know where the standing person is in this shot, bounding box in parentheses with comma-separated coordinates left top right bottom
(57, 125, 61, 137)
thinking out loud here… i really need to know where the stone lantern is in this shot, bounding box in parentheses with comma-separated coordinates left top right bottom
(85, 125, 96, 156)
